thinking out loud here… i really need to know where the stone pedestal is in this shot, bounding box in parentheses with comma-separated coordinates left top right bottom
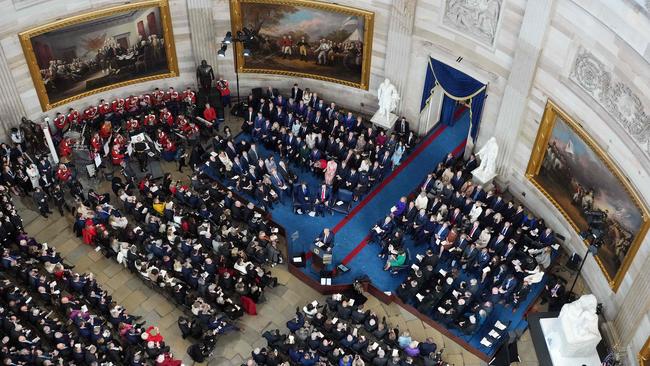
(472, 170, 497, 191)
(371, 111, 399, 130)
(540, 317, 601, 366)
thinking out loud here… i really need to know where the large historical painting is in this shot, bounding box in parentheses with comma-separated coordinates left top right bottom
(526, 101, 650, 291)
(230, 0, 374, 89)
(19, 0, 178, 111)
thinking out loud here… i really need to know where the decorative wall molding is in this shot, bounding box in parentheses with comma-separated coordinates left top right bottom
(12, 0, 48, 10)
(442, 0, 503, 47)
(570, 48, 650, 158)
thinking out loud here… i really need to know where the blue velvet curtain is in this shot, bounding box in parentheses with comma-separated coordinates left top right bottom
(420, 58, 487, 141)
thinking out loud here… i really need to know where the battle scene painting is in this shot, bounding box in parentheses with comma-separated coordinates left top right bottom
(527, 101, 649, 290)
(232, 0, 373, 89)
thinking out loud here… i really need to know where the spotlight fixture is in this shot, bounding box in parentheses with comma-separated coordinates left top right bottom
(218, 44, 227, 57)
(223, 31, 232, 44)
(243, 48, 251, 57)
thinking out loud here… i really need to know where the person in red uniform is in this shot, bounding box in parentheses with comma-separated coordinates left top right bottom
(66, 108, 80, 127)
(53, 112, 68, 135)
(125, 117, 140, 135)
(159, 107, 174, 128)
(90, 132, 103, 154)
(177, 114, 190, 133)
(216, 78, 231, 108)
(56, 164, 72, 183)
(82, 105, 99, 127)
(113, 134, 126, 149)
(111, 144, 125, 166)
(182, 87, 196, 105)
(140, 94, 152, 109)
(98, 99, 112, 116)
(111, 98, 125, 116)
(153, 88, 165, 106)
(203, 102, 217, 123)
(58, 138, 73, 162)
(125, 95, 140, 114)
(99, 120, 112, 139)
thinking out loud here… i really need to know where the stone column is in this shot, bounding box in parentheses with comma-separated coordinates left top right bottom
(614, 252, 650, 346)
(383, 0, 416, 115)
(492, 0, 554, 185)
(0, 46, 26, 138)
(187, 0, 219, 78)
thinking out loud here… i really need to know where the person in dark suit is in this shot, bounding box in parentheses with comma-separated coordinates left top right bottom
(242, 106, 255, 133)
(290, 83, 303, 101)
(497, 274, 517, 303)
(316, 228, 335, 248)
(295, 182, 311, 214)
(370, 216, 395, 244)
(394, 117, 410, 136)
(314, 183, 333, 217)
(419, 173, 435, 193)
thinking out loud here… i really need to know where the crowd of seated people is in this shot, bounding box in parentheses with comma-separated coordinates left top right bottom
(69, 169, 283, 360)
(0, 183, 182, 365)
(368, 152, 556, 341)
(234, 83, 418, 214)
(241, 290, 449, 366)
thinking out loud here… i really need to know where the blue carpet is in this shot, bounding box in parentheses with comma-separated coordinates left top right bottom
(228, 115, 546, 358)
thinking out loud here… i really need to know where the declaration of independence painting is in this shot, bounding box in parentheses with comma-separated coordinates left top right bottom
(230, 0, 374, 89)
(526, 101, 649, 291)
(19, 0, 178, 111)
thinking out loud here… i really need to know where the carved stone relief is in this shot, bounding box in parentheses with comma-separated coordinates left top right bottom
(570, 48, 650, 157)
(442, 0, 503, 46)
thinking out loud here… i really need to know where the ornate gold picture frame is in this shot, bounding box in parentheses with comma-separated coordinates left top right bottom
(229, 0, 374, 90)
(640, 336, 650, 366)
(19, 0, 179, 111)
(526, 100, 649, 292)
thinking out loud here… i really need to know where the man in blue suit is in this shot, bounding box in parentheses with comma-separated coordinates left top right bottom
(270, 168, 289, 203)
(370, 215, 395, 244)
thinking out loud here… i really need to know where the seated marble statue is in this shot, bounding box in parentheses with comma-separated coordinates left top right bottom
(556, 294, 601, 357)
(472, 137, 498, 181)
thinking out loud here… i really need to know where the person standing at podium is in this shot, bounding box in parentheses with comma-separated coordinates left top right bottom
(316, 228, 335, 251)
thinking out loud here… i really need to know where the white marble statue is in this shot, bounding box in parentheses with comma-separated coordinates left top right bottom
(472, 136, 498, 181)
(556, 294, 602, 357)
(377, 78, 400, 121)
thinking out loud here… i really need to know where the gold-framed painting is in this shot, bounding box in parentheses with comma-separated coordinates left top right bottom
(19, 0, 179, 111)
(229, 0, 374, 90)
(526, 100, 650, 292)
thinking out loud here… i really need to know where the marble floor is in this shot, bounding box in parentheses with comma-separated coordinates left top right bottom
(9, 111, 569, 366)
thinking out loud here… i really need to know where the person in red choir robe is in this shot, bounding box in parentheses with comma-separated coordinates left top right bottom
(153, 88, 165, 106)
(216, 78, 231, 107)
(177, 115, 190, 133)
(82, 105, 99, 127)
(126, 117, 140, 134)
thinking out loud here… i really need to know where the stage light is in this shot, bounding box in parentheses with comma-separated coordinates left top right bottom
(223, 31, 232, 44)
(218, 44, 227, 57)
(242, 27, 254, 40)
(243, 48, 251, 57)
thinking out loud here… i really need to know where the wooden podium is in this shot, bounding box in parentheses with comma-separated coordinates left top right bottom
(311, 245, 332, 273)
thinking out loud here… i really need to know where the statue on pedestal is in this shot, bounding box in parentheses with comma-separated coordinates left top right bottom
(377, 78, 400, 122)
(472, 136, 498, 182)
(196, 60, 214, 91)
(556, 294, 601, 357)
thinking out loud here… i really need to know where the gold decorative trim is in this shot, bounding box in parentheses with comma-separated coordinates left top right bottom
(18, 0, 179, 112)
(525, 99, 650, 292)
(640, 336, 650, 366)
(229, 0, 374, 90)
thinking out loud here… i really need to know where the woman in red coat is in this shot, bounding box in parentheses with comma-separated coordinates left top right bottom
(82, 219, 97, 245)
